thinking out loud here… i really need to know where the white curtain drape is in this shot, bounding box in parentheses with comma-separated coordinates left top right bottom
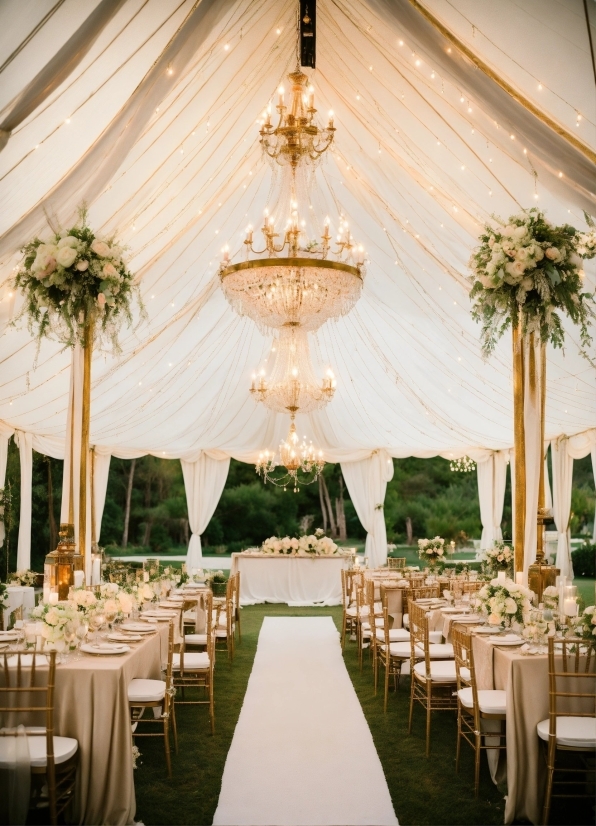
(181, 453, 230, 570)
(551, 437, 574, 579)
(477, 451, 509, 550)
(0, 425, 14, 548)
(341, 450, 394, 568)
(92, 451, 111, 546)
(14, 431, 32, 571)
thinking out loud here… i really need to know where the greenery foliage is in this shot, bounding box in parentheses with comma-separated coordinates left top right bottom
(571, 543, 596, 578)
(469, 208, 595, 358)
(12, 208, 140, 349)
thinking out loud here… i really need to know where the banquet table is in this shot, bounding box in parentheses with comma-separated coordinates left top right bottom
(471, 635, 595, 825)
(17, 622, 169, 825)
(231, 553, 351, 606)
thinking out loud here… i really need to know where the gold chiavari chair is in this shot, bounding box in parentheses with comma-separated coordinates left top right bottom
(183, 591, 212, 650)
(387, 557, 406, 570)
(234, 571, 241, 642)
(403, 584, 440, 630)
(377, 585, 410, 644)
(364, 579, 385, 673)
(0, 650, 78, 825)
(214, 576, 236, 661)
(173, 600, 220, 734)
(538, 635, 595, 824)
(340, 568, 356, 649)
(408, 600, 457, 756)
(128, 619, 177, 777)
(452, 627, 506, 796)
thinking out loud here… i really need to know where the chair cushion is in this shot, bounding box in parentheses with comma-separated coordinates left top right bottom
(362, 618, 384, 631)
(537, 716, 596, 748)
(0, 735, 78, 768)
(458, 687, 507, 715)
(376, 629, 410, 643)
(429, 631, 443, 644)
(427, 643, 454, 659)
(414, 660, 457, 682)
(185, 633, 207, 645)
(172, 652, 210, 670)
(388, 642, 412, 658)
(403, 613, 409, 628)
(128, 678, 166, 703)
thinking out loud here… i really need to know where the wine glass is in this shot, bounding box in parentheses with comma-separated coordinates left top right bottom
(89, 612, 105, 644)
(62, 622, 78, 660)
(104, 609, 118, 635)
(73, 621, 89, 658)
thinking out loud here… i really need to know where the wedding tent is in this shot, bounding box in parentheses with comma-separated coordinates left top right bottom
(0, 0, 595, 570)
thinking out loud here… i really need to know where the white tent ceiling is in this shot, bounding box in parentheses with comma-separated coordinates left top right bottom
(0, 0, 594, 462)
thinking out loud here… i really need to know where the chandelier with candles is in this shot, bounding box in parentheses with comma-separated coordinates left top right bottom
(219, 60, 365, 489)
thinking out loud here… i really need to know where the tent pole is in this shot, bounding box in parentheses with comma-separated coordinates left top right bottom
(78, 313, 93, 580)
(512, 322, 525, 574)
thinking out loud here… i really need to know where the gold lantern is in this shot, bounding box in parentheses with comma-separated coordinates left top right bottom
(44, 523, 84, 601)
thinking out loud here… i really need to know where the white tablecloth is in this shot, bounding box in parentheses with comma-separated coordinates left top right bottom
(3, 586, 35, 627)
(231, 554, 351, 606)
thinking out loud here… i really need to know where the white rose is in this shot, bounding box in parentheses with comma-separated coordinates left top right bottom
(503, 225, 516, 237)
(488, 613, 502, 626)
(505, 597, 518, 614)
(32, 244, 58, 273)
(56, 246, 78, 268)
(545, 247, 561, 262)
(118, 592, 133, 614)
(505, 260, 526, 281)
(512, 226, 527, 239)
(478, 274, 495, 288)
(103, 262, 118, 278)
(77, 260, 89, 271)
(104, 598, 119, 614)
(91, 239, 111, 258)
(290, 537, 299, 550)
(58, 235, 79, 248)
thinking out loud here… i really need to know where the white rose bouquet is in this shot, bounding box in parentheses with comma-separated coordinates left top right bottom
(30, 601, 82, 651)
(477, 541, 514, 576)
(474, 578, 534, 628)
(418, 536, 450, 565)
(571, 604, 596, 648)
(8, 570, 39, 587)
(469, 208, 595, 358)
(13, 207, 141, 350)
(68, 587, 98, 615)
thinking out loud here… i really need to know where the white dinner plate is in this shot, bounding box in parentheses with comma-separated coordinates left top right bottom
(0, 632, 19, 641)
(108, 632, 142, 642)
(449, 615, 480, 623)
(120, 622, 157, 633)
(472, 626, 493, 634)
(142, 610, 176, 618)
(488, 635, 523, 645)
(440, 607, 469, 614)
(81, 643, 130, 655)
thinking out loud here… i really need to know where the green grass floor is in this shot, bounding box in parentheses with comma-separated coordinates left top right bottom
(134, 605, 593, 826)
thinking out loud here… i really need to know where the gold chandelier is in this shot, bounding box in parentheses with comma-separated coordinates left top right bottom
(250, 327, 335, 415)
(259, 66, 335, 170)
(256, 417, 325, 492)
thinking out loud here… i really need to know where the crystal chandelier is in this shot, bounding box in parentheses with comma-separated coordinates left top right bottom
(256, 418, 325, 492)
(259, 67, 335, 170)
(250, 327, 335, 414)
(449, 456, 476, 473)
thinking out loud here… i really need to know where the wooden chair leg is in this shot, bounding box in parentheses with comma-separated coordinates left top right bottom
(384, 657, 390, 713)
(408, 678, 415, 734)
(164, 716, 172, 779)
(425, 683, 432, 757)
(171, 701, 178, 754)
(474, 731, 481, 797)
(455, 710, 462, 773)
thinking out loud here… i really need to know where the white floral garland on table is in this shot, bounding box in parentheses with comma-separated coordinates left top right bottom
(469, 208, 596, 358)
(476, 541, 514, 576)
(260, 533, 339, 556)
(473, 578, 534, 628)
(8, 570, 39, 587)
(571, 604, 596, 648)
(12, 207, 142, 350)
(418, 536, 451, 563)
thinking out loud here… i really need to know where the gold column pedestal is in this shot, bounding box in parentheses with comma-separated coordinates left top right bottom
(44, 523, 84, 601)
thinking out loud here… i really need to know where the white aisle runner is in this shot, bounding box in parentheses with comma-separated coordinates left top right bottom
(213, 617, 398, 826)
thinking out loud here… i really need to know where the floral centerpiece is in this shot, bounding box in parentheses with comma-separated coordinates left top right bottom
(542, 585, 559, 611)
(418, 536, 451, 569)
(29, 601, 82, 652)
(261, 533, 339, 556)
(12, 207, 140, 349)
(8, 570, 40, 587)
(474, 577, 535, 629)
(99, 582, 141, 615)
(469, 208, 596, 358)
(571, 604, 596, 648)
(476, 541, 514, 577)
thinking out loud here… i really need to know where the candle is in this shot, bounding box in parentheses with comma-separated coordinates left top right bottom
(515, 572, 524, 585)
(92, 557, 101, 585)
(563, 598, 578, 617)
(74, 570, 84, 589)
(278, 86, 284, 107)
(497, 571, 507, 583)
(48, 592, 59, 605)
(43, 584, 50, 602)
(328, 109, 334, 127)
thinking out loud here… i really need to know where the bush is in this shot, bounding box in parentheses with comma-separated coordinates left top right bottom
(572, 543, 596, 578)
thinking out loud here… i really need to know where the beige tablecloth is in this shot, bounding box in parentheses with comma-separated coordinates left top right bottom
(56, 624, 167, 825)
(472, 636, 594, 825)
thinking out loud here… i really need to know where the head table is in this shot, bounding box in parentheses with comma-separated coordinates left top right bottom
(231, 553, 352, 606)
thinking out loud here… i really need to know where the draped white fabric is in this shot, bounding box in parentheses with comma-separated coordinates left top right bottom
(92, 450, 111, 545)
(0, 0, 592, 470)
(0, 424, 14, 548)
(14, 431, 32, 570)
(180, 453, 230, 569)
(476, 451, 508, 550)
(551, 437, 575, 579)
(341, 450, 394, 567)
